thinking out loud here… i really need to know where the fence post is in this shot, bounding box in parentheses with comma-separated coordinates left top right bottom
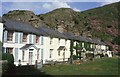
(18, 59, 21, 66)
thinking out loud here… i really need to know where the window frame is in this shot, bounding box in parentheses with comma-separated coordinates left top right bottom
(22, 51, 25, 61)
(36, 35, 39, 44)
(58, 51, 60, 56)
(50, 37, 53, 45)
(58, 38, 60, 45)
(7, 31, 13, 42)
(6, 47, 13, 54)
(22, 33, 28, 43)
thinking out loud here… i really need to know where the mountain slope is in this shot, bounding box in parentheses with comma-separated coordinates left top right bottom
(3, 10, 46, 28)
(38, 2, 119, 40)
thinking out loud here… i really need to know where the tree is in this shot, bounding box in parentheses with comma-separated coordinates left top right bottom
(112, 36, 120, 45)
(70, 40, 74, 64)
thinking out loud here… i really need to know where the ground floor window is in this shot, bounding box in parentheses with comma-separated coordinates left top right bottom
(49, 49, 53, 58)
(22, 51, 25, 61)
(58, 51, 60, 56)
(6, 48, 13, 54)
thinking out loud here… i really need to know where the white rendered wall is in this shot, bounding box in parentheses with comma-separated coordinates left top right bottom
(0, 23, 3, 42)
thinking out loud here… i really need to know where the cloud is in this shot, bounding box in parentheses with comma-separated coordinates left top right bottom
(100, 0, 119, 6)
(73, 8, 80, 12)
(2, 1, 81, 15)
(42, 0, 81, 13)
(42, 1, 71, 12)
(2, 0, 120, 2)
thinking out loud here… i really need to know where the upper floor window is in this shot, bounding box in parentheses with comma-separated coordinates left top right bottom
(58, 38, 60, 45)
(36, 35, 39, 44)
(15, 32, 19, 43)
(50, 37, 53, 45)
(23, 33, 28, 42)
(82, 42, 84, 47)
(7, 31, 13, 41)
(65, 39, 67, 45)
(40, 36, 44, 45)
(6, 48, 13, 54)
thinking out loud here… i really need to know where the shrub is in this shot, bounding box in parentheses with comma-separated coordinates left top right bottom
(2, 63, 8, 74)
(112, 36, 120, 45)
(73, 55, 79, 60)
(86, 53, 94, 58)
(2, 53, 14, 64)
(2, 53, 15, 74)
(6, 63, 16, 74)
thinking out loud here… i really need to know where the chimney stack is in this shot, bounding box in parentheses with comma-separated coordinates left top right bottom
(57, 20, 66, 33)
(74, 29, 80, 36)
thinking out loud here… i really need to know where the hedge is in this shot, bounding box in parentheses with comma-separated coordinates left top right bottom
(2, 53, 14, 64)
(2, 53, 16, 74)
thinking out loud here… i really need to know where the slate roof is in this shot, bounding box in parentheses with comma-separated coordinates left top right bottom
(0, 17, 2, 23)
(2, 18, 107, 45)
(90, 38, 106, 45)
(76, 36, 89, 42)
(57, 46, 66, 50)
(63, 32, 106, 45)
(75, 36, 106, 45)
(38, 27, 68, 39)
(3, 18, 47, 36)
(63, 32, 78, 40)
(20, 44, 38, 50)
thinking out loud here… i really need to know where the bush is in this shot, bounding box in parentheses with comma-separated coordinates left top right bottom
(73, 55, 80, 60)
(112, 36, 120, 45)
(2, 63, 8, 74)
(6, 63, 16, 74)
(2, 53, 14, 64)
(2, 53, 15, 74)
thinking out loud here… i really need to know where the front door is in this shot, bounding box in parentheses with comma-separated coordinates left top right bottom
(29, 52, 33, 65)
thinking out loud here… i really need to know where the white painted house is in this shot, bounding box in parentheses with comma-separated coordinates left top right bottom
(37, 27, 71, 63)
(0, 18, 112, 66)
(1, 19, 71, 66)
(0, 23, 3, 42)
(1, 19, 49, 66)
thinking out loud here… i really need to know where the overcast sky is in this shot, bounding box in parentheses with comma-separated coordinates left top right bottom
(0, 0, 120, 16)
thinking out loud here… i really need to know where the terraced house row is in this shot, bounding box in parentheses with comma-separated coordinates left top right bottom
(0, 18, 112, 66)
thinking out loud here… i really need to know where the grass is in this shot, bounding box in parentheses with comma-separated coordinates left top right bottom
(2, 57, 119, 76)
(41, 57, 119, 75)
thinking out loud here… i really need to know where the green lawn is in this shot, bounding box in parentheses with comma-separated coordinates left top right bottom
(41, 57, 119, 75)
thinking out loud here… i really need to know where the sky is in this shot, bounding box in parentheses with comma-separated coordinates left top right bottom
(0, 0, 120, 16)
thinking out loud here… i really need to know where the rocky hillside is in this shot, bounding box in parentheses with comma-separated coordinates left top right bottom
(3, 10, 46, 28)
(3, 2, 120, 51)
(37, 2, 119, 51)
